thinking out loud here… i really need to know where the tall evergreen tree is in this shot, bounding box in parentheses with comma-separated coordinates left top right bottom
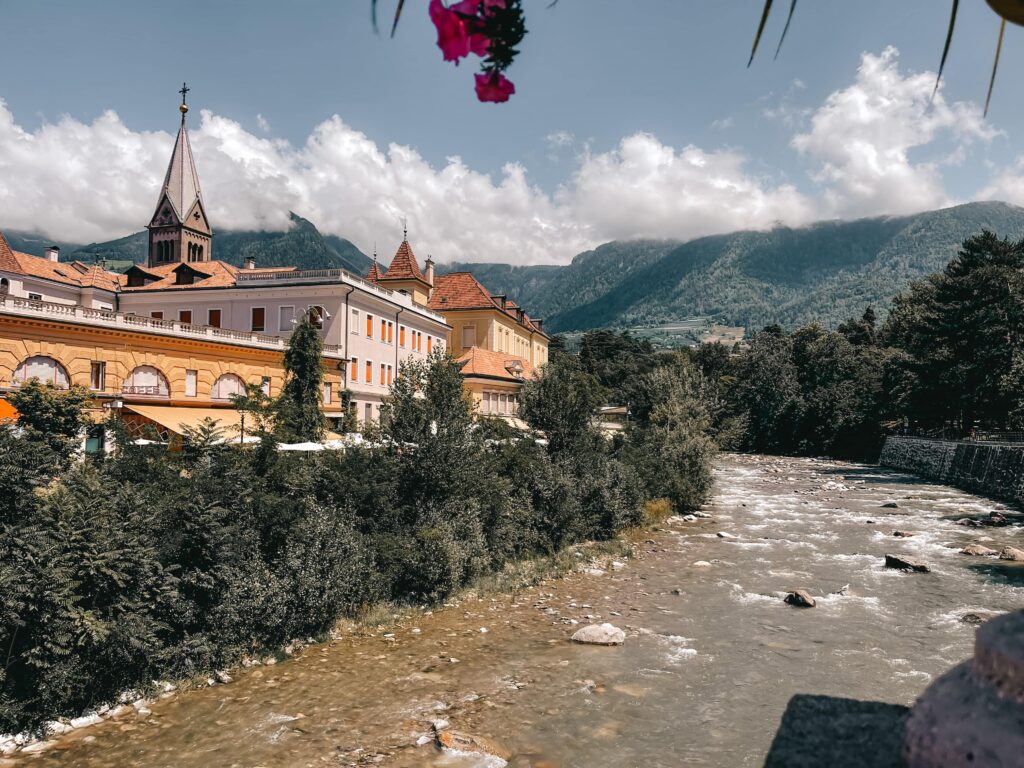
(274, 309, 327, 442)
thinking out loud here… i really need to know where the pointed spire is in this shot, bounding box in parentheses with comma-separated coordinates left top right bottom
(159, 84, 203, 220)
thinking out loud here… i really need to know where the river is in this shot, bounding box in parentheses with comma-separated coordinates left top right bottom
(12, 454, 1024, 767)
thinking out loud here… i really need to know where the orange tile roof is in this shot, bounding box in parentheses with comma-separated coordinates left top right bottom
(455, 346, 536, 382)
(378, 239, 429, 285)
(0, 232, 120, 292)
(365, 261, 384, 281)
(429, 272, 548, 337)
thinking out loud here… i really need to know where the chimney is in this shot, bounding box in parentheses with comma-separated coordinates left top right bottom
(243, 257, 256, 270)
(45, 245, 60, 263)
(425, 256, 435, 287)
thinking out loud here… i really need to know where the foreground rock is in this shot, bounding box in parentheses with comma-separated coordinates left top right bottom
(435, 729, 511, 762)
(904, 610, 1024, 767)
(784, 589, 816, 608)
(884, 554, 930, 573)
(571, 623, 625, 646)
(998, 546, 1024, 562)
(892, 530, 915, 538)
(960, 543, 998, 557)
(960, 611, 1004, 626)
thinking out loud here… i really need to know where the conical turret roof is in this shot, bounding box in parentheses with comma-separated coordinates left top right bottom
(158, 113, 203, 220)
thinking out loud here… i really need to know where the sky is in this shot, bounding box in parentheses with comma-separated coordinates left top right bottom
(2, 0, 1024, 265)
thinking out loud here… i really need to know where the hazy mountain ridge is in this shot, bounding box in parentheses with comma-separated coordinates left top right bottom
(7, 202, 1024, 333)
(4, 213, 372, 275)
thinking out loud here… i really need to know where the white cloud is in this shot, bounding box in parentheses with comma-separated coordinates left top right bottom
(0, 100, 813, 263)
(256, 113, 270, 132)
(979, 157, 1024, 206)
(792, 47, 995, 218)
(560, 133, 815, 242)
(0, 49, 1005, 266)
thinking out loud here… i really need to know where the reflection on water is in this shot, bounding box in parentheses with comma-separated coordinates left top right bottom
(14, 455, 1024, 768)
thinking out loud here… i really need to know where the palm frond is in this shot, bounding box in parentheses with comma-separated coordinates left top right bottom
(748, 0, 774, 68)
(390, 0, 406, 38)
(932, 0, 959, 100)
(773, 0, 797, 60)
(984, 18, 1006, 117)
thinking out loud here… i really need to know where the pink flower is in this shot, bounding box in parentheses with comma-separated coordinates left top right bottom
(475, 71, 516, 102)
(429, 0, 471, 62)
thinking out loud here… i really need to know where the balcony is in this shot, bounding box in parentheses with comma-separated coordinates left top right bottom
(0, 295, 346, 359)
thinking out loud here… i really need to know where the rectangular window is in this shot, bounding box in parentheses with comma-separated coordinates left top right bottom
(387, 321, 393, 344)
(365, 360, 373, 383)
(323, 382, 333, 404)
(261, 376, 271, 396)
(351, 308, 360, 333)
(179, 309, 192, 324)
(380, 363, 386, 386)
(185, 369, 198, 397)
(251, 307, 265, 332)
(208, 308, 221, 328)
(151, 311, 163, 320)
(366, 313, 374, 337)
(350, 357, 359, 382)
(427, 335, 432, 354)
(399, 326, 406, 347)
(387, 365, 393, 386)
(27, 292, 42, 301)
(89, 361, 105, 391)
(461, 325, 476, 348)
(364, 403, 372, 423)
(309, 305, 325, 329)
(380, 318, 386, 342)
(279, 305, 294, 331)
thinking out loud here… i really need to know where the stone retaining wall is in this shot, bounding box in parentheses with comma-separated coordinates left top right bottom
(879, 436, 1024, 505)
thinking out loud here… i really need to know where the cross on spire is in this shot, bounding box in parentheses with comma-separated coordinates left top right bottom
(179, 82, 190, 105)
(402, 216, 408, 242)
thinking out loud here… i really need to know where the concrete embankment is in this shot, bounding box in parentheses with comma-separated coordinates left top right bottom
(879, 436, 1024, 505)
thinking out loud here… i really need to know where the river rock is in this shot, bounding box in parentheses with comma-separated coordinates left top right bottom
(880, 502, 900, 509)
(884, 554, 930, 573)
(784, 589, 816, 608)
(960, 610, 1003, 626)
(893, 530, 915, 537)
(571, 623, 625, 646)
(716, 531, 738, 539)
(955, 518, 982, 527)
(987, 513, 1008, 526)
(998, 546, 1024, 562)
(436, 729, 511, 762)
(960, 543, 998, 557)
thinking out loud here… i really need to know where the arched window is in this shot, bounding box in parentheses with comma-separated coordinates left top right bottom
(0, 277, 9, 294)
(122, 365, 170, 397)
(12, 355, 70, 388)
(211, 373, 245, 401)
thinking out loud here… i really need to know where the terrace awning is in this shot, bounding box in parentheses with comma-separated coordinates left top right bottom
(123, 405, 247, 437)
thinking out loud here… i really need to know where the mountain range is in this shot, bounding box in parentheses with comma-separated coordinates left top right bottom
(6, 201, 1024, 334)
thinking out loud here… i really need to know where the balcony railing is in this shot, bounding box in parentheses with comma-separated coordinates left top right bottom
(234, 266, 447, 323)
(0, 294, 348, 358)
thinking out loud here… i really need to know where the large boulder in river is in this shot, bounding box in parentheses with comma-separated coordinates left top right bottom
(784, 589, 816, 608)
(571, 623, 626, 645)
(885, 554, 930, 573)
(998, 546, 1024, 562)
(961, 543, 998, 557)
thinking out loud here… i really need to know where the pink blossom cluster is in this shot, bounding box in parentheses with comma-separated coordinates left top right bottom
(428, 0, 516, 103)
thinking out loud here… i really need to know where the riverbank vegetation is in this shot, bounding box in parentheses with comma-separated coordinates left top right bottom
(0, 318, 717, 734)
(686, 230, 1024, 460)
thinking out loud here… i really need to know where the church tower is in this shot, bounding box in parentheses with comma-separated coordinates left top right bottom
(147, 83, 213, 268)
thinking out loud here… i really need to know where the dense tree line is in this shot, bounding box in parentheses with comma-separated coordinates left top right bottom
(0, 318, 717, 733)
(688, 230, 1024, 459)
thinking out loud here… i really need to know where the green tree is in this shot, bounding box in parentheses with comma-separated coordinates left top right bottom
(7, 380, 92, 453)
(520, 351, 602, 453)
(274, 310, 327, 442)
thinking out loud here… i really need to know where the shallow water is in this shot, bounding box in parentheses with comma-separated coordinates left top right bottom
(14, 454, 1024, 767)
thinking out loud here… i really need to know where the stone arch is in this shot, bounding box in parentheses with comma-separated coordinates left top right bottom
(12, 355, 70, 388)
(122, 364, 170, 397)
(211, 372, 246, 401)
